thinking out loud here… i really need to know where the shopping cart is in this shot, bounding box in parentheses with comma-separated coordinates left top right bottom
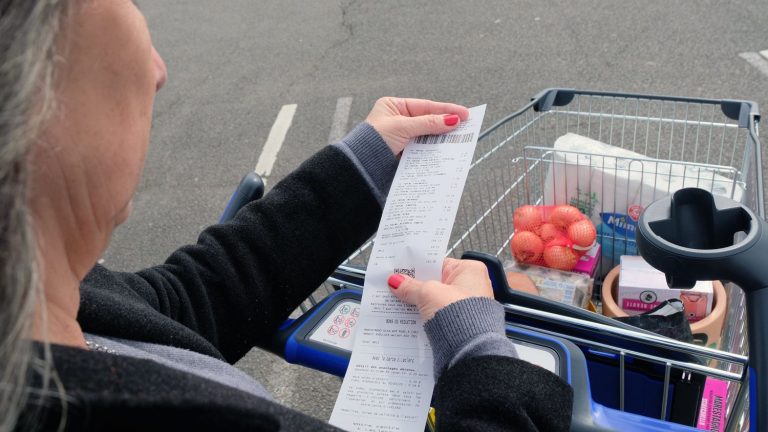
(223, 88, 763, 431)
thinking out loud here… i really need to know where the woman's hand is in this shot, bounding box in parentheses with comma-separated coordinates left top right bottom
(365, 98, 470, 155)
(387, 258, 493, 321)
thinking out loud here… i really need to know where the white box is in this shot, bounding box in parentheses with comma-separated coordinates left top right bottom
(618, 255, 713, 322)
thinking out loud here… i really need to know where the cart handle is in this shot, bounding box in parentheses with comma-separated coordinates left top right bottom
(219, 172, 265, 223)
(530, 88, 760, 127)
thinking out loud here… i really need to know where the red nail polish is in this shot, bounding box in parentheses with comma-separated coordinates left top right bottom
(444, 114, 459, 126)
(388, 274, 405, 289)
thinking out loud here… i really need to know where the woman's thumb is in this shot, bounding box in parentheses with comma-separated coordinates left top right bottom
(387, 273, 423, 306)
(402, 114, 461, 138)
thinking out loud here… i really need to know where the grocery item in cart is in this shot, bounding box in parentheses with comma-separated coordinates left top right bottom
(572, 242, 600, 277)
(696, 377, 728, 432)
(602, 265, 727, 350)
(618, 255, 713, 322)
(504, 271, 539, 295)
(614, 299, 694, 342)
(511, 204, 597, 271)
(510, 230, 544, 264)
(542, 133, 744, 270)
(504, 260, 593, 309)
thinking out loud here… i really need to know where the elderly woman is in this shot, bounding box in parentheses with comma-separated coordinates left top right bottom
(1, 1, 572, 431)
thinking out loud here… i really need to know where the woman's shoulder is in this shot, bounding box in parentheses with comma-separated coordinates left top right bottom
(78, 265, 227, 359)
(21, 343, 339, 432)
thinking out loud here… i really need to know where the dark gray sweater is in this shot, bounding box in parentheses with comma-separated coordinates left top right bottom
(20, 124, 572, 431)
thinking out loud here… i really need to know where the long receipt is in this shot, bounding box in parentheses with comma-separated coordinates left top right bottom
(330, 105, 487, 431)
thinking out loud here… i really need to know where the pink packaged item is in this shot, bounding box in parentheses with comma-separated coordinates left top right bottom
(571, 243, 600, 278)
(681, 291, 709, 322)
(697, 377, 728, 431)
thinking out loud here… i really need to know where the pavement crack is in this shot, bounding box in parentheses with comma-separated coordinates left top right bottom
(332, 0, 356, 52)
(283, 0, 357, 94)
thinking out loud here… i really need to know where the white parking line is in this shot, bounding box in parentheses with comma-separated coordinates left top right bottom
(761, 50, 768, 60)
(739, 52, 768, 78)
(328, 96, 353, 144)
(255, 104, 297, 177)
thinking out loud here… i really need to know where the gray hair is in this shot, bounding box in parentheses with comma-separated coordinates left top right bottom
(0, 1, 68, 431)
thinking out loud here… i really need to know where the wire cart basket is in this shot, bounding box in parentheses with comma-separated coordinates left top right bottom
(315, 89, 763, 431)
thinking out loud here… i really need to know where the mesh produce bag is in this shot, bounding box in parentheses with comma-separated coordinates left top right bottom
(511, 205, 596, 271)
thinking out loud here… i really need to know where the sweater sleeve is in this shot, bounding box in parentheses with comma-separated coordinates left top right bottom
(332, 122, 398, 206)
(80, 137, 387, 363)
(423, 297, 518, 380)
(426, 297, 573, 431)
(434, 355, 574, 431)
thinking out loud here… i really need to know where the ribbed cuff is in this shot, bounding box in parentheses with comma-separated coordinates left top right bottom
(332, 122, 397, 206)
(424, 297, 511, 379)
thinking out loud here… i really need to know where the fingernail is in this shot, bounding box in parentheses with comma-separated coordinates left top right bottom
(388, 274, 405, 289)
(444, 114, 459, 126)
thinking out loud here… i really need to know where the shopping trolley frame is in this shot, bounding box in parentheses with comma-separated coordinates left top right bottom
(325, 88, 762, 431)
(221, 88, 762, 431)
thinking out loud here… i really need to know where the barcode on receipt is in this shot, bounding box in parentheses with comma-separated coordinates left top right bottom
(394, 267, 416, 278)
(415, 133, 474, 145)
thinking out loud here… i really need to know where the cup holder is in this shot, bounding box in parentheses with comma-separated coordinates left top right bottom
(645, 188, 752, 251)
(637, 188, 763, 289)
(637, 188, 768, 431)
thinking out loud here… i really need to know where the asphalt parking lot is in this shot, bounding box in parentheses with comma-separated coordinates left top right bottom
(105, 0, 768, 421)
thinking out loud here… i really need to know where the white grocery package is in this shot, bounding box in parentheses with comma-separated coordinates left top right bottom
(504, 260, 593, 309)
(618, 255, 713, 322)
(542, 133, 743, 266)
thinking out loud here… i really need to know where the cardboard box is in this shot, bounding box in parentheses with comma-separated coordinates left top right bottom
(618, 255, 713, 322)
